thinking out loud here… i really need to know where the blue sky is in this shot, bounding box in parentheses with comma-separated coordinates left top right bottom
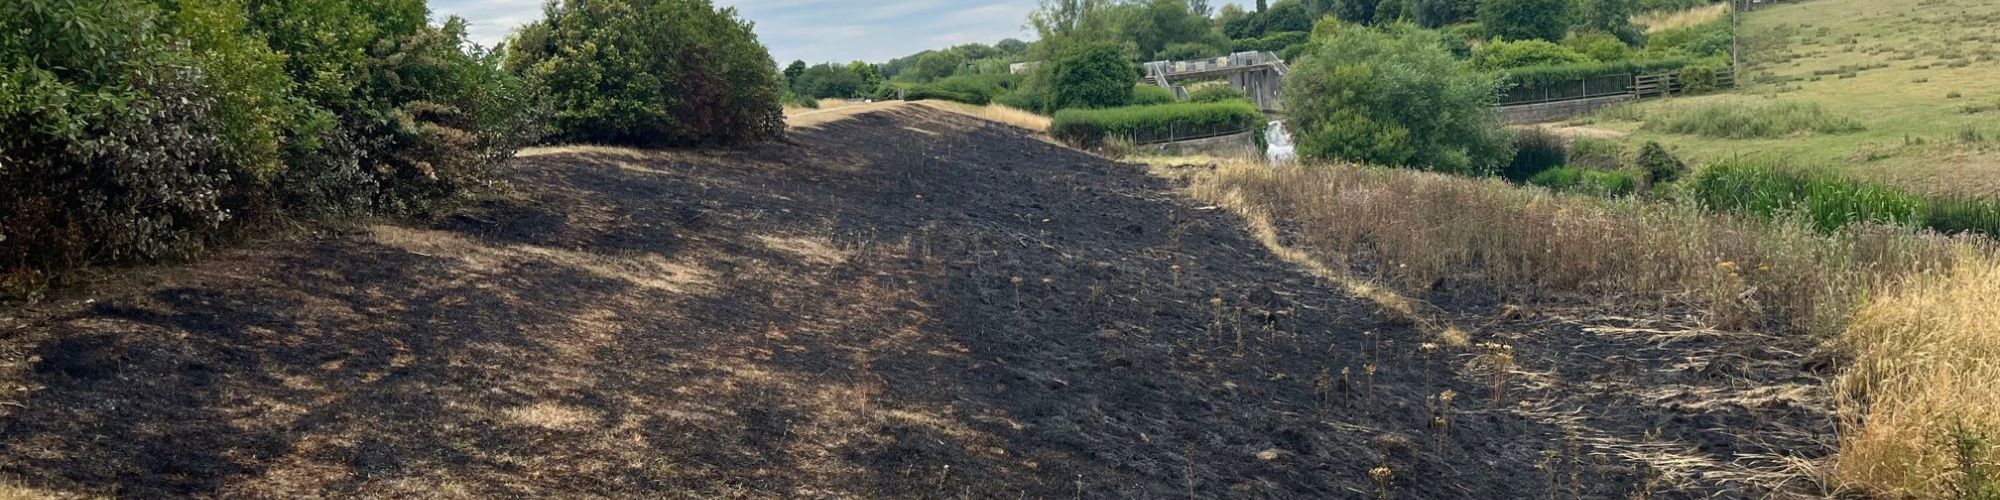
(431, 0, 1250, 65)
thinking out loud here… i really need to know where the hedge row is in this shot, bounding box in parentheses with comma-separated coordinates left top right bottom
(1501, 57, 1697, 87)
(1049, 102, 1263, 147)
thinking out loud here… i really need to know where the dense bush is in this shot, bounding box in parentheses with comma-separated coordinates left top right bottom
(1049, 41, 1139, 111)
(1501, 57, 1693, 87)
(1049, 102, 1263, 147)
(1564, 32, 1635, 62)
(1502, 127, 1567, 182)
(1528, 167, 1640, 196)
(1566, 137, 1625, 169)
(1643, 18, 1732, 59)
(1677, 61, 1728, 93)
(893, 73, 1022, 105)
(1478, 0, 1570, 42)
(1641, 100, 1864, 139)
(1284, 21, 1510, 175)
(2, 0, 534, 295)
(1133, 85, 1179, 105)
(1188, 85, 1250, 103)
(507, 0, 784, 147)
(1475, 39, 1591, 70)
(1233, 31, 1312, 53)
(1633, 141, 1685, 183)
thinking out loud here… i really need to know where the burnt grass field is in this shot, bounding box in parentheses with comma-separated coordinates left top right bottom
(0, 105, 1832, 498)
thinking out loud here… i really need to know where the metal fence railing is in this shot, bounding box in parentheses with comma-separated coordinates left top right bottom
(1499, 73, 1635, 106)
(1125, 121, 1254, 146)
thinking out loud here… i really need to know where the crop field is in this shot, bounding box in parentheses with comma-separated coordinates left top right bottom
(1584, 0, 2000, 196)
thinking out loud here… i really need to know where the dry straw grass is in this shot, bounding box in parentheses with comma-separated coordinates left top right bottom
(1834, 255, 2000, 498)
(917, 101, 1051, 133)
(1173, 159, 1982, 335)
(1635, 2, 1730, 34)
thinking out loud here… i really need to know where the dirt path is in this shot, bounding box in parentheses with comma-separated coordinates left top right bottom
(0, 105, 1822, 498)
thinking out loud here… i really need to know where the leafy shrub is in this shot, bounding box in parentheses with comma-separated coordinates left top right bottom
(1564, 31, 1635, 63)
(1527, 167, 1639, 196)
(1503, 127, 1567, 182)
(1188, 85, 1249, 103)
(1644, 18, 1733, 59)
(895, 73, 1022, 105)
(1049, 101, 1263, 147)
(508, 0, 784, 147)
(1502, 57, 1694, 87)
(1478, 0, 1571, 42)
(1641, 100, 1865, 139)
(1049, 41, 1138, 111)
(1476, 39, 1592, 70)
(1133, 84, 1179, 105)
(1285, 21, 1510, 175)
(1634, 141, 1685, 184)
(1567, 137, 1626, 169)
(1233, 31, 1311, 53)
(1678, 61, 1728, 93)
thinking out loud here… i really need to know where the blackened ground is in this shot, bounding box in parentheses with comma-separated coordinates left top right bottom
(0, 105, 1821, 498)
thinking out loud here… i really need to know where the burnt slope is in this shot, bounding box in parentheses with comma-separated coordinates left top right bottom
(2, 105, 1671, 498)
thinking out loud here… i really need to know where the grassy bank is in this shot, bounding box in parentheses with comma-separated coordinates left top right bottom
(1578, 0, 2000, 197)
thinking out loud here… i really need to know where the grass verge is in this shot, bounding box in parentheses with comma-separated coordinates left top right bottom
(1639, 100, 1864, 139)
(1835, 255, 2000, 498)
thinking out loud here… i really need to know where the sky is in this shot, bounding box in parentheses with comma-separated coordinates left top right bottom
(431, 0, 1251, 66)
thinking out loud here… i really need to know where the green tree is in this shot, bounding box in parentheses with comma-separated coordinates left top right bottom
(848, 60, 884, 93)
(1050, 41, 1137, 111)
(508, 0, 784, 146)
(793, 62, 865, 98)
(1331, 0, 1378, 23)
(1574, 0, 1642, 44)
(1284, 21, 1509, 174)
(1116, 0, 1226, 61)
(1407, 0, 1476, 27)
(784, 60, 809, 84)
(914, 50, 966, 81)
(1479, 0, 1571, 41)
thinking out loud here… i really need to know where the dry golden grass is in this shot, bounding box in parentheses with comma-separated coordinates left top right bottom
(1634, 2, 1730, 34)
(916, 101, 1051, 133)
(1834, 255, 2000, 498)
(1158, 157, 1988, 336)
(1150, 156, 2000, 496)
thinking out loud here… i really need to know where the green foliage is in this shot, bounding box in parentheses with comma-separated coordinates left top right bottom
(3, 0, 536, 293)
(1188, 85, 1250, 103)
(1476, 39, 1591, 70)
(793, 62, 868, 99)
(1642, 101, 1864, 139)
(1408, 0, 1479, 28)
(508, 0, 784, 147)
(1285, 21, 1510, 175)
(1116, 0, 1227, 61)
(1232, 31, 1310, 53)
(1223, 0, 1314, 39)
(1049, 41, 1138, 111)
(915, 51, 968, 81)
(1564, 31, 1635, 62)
(1331, 0, 1379, 23)
(1504, 127, 1568, 182)
(1133, 84, 1179, 105)
(1528, 166, 1640, 196)
(1643, 18, 1732, 59)
(1049, 101, 1263, 147)
(1573, 0, 1643, 44)
(1375, 0, 1409, 23)
(1567, 137, 1626, 169)
(1500, 57, 1693, 86)
(1633, 141, 1685, 183)
(1688, 161, 1928, 232)
(1503, 127, 1567, 182)
(1677, 61, 1728, 93)
(1478, 0, 1571, 42)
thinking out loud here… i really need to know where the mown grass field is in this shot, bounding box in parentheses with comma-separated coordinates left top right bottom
(1585, 0, 2000, 196)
